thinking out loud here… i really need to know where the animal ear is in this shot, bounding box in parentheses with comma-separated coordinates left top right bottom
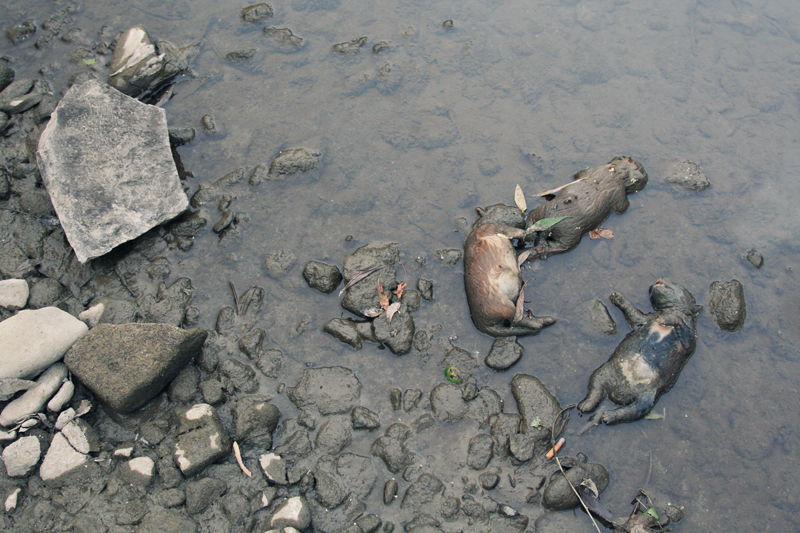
(476, 207, 486, 216)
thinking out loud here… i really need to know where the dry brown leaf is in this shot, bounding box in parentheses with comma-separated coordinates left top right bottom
(377, 279, 390, 310)
(589, 228, 614, 239)
(394, 281, 407, 300)
(233, 441, 252, 477)
(513, 281, 528, 323)
(385, 302, 401, 323)
(534, 177, 586, 197)
(514, 184, 527, 212)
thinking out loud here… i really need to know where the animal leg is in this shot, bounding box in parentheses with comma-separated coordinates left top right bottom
(600, 393, 656, 426)
(577, 364, 612, 414)
(481, 314, 556, 338)
(610, 292, 648, 329)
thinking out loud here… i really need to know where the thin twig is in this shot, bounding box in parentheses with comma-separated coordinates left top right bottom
(550, 404, 603, 533)
(228, 280, 240, 315)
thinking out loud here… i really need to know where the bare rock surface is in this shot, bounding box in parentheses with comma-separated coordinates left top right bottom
(36, 79, 189, 262)
(0, 279, 29, 310)
(64, 323, 207, 413)
(0, 307, 87, 380)
(39, 431, 89, 484)
(0, 362, 68, 427)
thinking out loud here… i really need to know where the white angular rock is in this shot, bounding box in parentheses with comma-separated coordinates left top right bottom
(39, 431, 88, 483)
(46, 379, 74, 412)
(36, 79, 189, 263)
(4, 487, 21, 513)
(269, 497, 311, 531)
(77, 302, 104, 328)
(0, 363, 69, 427)
(0, 279, 28, 310)
(120, 456, 155, 486)
(0, 307, 88, 380)
(259, 452, 288, 485)
(2, 435, 41, 477)
(61, 418, 100, 454)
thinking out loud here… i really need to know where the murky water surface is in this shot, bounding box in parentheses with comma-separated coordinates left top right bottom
(5, 0, 800, 530)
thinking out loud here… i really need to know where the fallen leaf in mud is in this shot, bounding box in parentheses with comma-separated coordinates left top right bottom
(339, 265, 385, 296)
(643, 411, 664, 420)
(513, 281, 528, 323)
(394, 281, 407, 300)
(589, 228, 614, 239)
(534, 177, 587, 197)
(517, 250, 531, 267)
(377, 279, 391, 310)
(526, 216, 569, 234)
(514, 184, 527, 212)
(233, 441, 252, 477)
(385, 302, 401, 323)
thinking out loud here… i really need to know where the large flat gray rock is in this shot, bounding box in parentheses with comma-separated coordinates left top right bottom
(36, 79, 189, 263)
(64, 323, 207, 413)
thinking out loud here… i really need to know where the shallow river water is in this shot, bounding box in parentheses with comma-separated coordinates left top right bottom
(5, 0, 800, 531)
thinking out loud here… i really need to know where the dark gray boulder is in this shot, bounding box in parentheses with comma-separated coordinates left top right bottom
(303, 261, 343, 293)
(542, 462, 609, 511)
(64, 323, 207, 413)
(36, 79, 189, 262)
(485, 336, 524, 371)
(709, 279, 746, 331)
(510, 374, 562, 435)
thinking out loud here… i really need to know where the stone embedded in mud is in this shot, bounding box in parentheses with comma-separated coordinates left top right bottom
(232, 396, 280, 448)
(173, 404, 232, 477)
(371, 303, 415, 355)
(39, 431, 89, 485)
(119, 456, 155, 486)
(0, 307, 87, 380)
(0, 362, 68, 427)
(485, 336, 524, 371)
(399, 473, 444, 510)
(303, 261, 343, 293)
(0, 279, 30, 311)
(341, 242, 400, 318)
(542, 462, 609, 511)
(665, 160, 711, 192)
(2, 435, 41, 477)
(315, 416, 353, 455)
(324, 318, 364, 349)
(242, 3, 274, 22)
(371, 423, 415, 473)
(709, 279, 746, 331)
(286, 366, 362, 415)
(36, 79, 189, 263)
(510, 374, 562, 437)
(64, 323, 207, 413)
(186, 477, 227, 515)
(269, 496, 311, 531)
(268, 148, 320, 179)
(466, 434, 494, 470)
(352, 406, 381, 430)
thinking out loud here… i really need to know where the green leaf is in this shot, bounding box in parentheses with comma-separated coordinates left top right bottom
(526, 216, 568, 233)
(82, 58, 96, 65)
(644, 507, 659, 520)
(644, 409, 665, 420)
(530, 416, 542, 428)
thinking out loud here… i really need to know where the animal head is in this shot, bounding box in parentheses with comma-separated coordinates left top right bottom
(609, 156, 648, 194)
(473, 203, 526, 230)
(649, 278, 703, 317)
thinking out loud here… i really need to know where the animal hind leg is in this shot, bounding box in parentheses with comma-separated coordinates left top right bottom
(600, 393, 656, 426)
(577, 364, 613, 414)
